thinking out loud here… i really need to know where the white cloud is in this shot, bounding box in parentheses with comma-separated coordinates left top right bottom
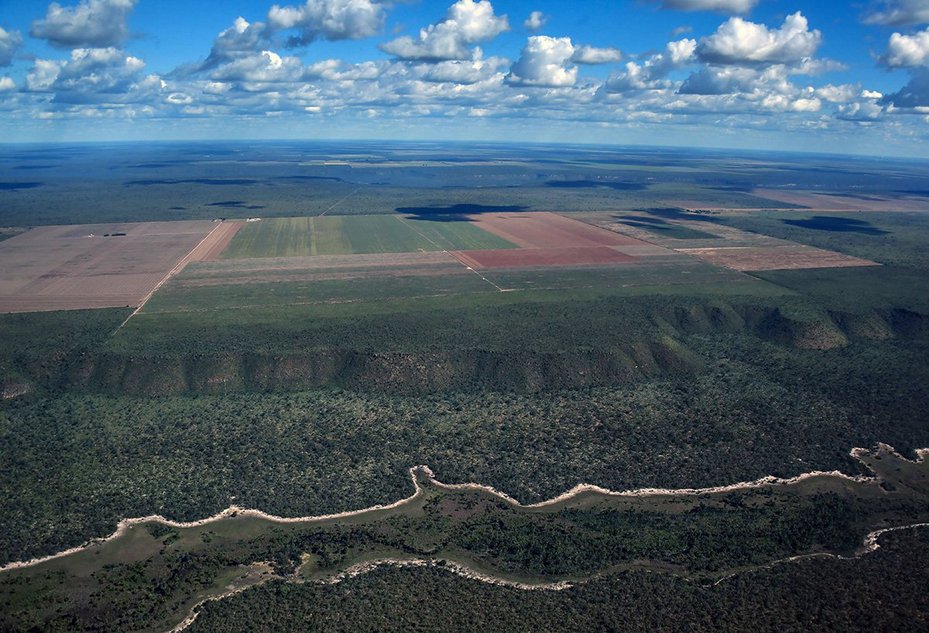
(26, 59, 63, 92)
(524, 11, 547, 31)
(210, 50, 306, 83)
(698, 12, 821, 65)
(865, 0, 929, 26)
(601, 39, 696, 93)
(837, 101, 884, 121)
(0, 27, 23, 67)
(506, 36, 577, 87)
(209, 18, 271, 61)
(571, 45, 623, 65)
(419, 57, 507, 84)
(814, 84, 858, 103)
(0, 76, 15, 92)
(651, 0, 757, 12)
(381, 0, 509, 61)
(679, 65, 761, 94)
(30, 0, 137, 49)
(882, 27, 929, 67)
(267, 0, 385, 46)
(23, 46, 163, 109)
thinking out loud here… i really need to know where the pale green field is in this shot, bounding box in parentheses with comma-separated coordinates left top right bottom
(220, 215, 515, 258)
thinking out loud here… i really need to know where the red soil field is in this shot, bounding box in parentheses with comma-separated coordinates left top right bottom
(470, 212, 649, 249)
(453, 246, 636, 269)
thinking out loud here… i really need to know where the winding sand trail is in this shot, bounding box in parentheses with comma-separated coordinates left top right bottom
(3, 443, 927, 576)
(3, 444, 928, 633)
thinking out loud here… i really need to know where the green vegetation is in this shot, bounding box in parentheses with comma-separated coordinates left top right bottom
(723, 210, 929, 274)
(220, 215, 514, 259)
(4, 148, 929, 631)
(2, 447, 926, 632)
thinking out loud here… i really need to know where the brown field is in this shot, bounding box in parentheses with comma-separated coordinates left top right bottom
(678, 245, 880, 272)
(471, 212, 648, 248)
(0, 221, 216, 313)
(453, 246, 636, 269)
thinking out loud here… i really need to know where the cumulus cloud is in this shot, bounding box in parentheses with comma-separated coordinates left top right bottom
(571, 45, 623, 65)
(25, 47, 163, 107)
(267, 0, 385, 47)
(837, 100, 884, 121)
(679, 65, 762, 94)
(650, 0, 757, 13)
(601, 38, 696, 93)
(882, 27, 929, 67)
(698, 12, 821, 65)
(381, 0, 509, 61)
(31, 0, 137, 49)
(864, 0, 929, 26)
(0, 27, 23, 67)
(0, 76, 15, 92)
(419, 57, 507, 84)
(506, 36, 577, 87)
(210, 18, 271, 61)
(209, 50, 307, 83)
(524, 11, 547, 31)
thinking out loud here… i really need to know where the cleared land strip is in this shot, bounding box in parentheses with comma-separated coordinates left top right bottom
(678, 245, 880, 272)
(111, 222, 238, 332)
(187, 221, 243, 262)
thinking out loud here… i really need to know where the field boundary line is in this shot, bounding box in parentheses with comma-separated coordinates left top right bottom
(111, 222, 226, 335)
(396, 216, 508, 292)
(319, 186, 362, 217)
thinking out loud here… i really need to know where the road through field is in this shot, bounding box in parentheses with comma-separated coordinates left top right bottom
(111, 222, 238, 333)
(397, 216, 508, 292)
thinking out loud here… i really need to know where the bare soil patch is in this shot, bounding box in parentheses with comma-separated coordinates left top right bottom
(0, 221, 215, 313)
(471, 212, 649, 249)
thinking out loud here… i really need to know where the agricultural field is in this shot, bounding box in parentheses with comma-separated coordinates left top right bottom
(2, 143, 929, 633)
(0, 220, 221, 313)
(220, 215, 516, 259)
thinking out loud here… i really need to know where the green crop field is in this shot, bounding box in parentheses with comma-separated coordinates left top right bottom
(220, 215, 515, 259)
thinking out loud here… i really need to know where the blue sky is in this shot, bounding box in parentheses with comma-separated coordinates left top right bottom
(1, 0, 929, 155)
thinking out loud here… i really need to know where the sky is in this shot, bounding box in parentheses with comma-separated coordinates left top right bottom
(1, 0, 929, 156)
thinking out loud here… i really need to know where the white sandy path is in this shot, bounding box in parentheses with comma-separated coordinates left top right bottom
(2, 444, 927, 576)
(170, 520, 929, 633)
